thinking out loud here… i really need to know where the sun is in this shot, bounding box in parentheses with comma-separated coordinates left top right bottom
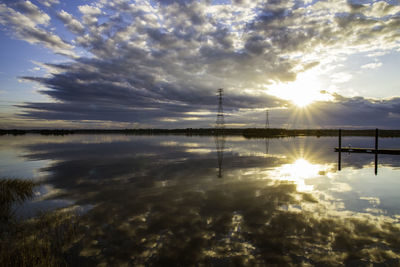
(291, 94, 314, 107)
(267, 72, 332, 107)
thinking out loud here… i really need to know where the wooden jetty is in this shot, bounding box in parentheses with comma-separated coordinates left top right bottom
(335, 128, 400, 155)
(334, 147, 400, 155)
(335, 128, 400, 175)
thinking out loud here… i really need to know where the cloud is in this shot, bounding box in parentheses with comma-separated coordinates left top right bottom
(57, 10, 85, 35)
(0, 1, 50, 26)
(364, 0, 400, 17)
(361, 62, 383, 69)
(38, 0, 60, 7)
(78, 4, 102, 26)
(0, 2, 75, 57)
(331, 72, 353, 83)
(13, 0, 50, 25)
(0, 0, 399, 127)
(286, 94, 400, 129)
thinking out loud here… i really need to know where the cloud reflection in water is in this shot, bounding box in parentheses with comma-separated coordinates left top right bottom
(2, 135, 400, 265)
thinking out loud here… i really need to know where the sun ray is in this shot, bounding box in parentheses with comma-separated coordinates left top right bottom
(267, 71, 332, 108)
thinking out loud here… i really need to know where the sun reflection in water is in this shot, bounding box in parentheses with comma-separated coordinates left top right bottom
(269, 158, 327, 191)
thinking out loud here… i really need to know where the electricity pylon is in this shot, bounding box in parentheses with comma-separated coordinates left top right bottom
(215, 88, 225, 177)
(216, 88, 225, 130)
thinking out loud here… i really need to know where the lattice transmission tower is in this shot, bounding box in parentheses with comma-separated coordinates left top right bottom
(216, 88, 225, 130)
(214, 88, 225, 177)
(265, 109, 269, 129)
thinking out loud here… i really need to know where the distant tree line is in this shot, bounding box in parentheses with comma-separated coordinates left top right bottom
(1, 128, 400, 137)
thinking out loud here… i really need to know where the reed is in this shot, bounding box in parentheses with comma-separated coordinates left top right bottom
(0, 178, 81, 267)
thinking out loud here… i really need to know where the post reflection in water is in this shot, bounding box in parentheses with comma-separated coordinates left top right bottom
(337, 150, 379, 175)
(1, 135, 400, 266)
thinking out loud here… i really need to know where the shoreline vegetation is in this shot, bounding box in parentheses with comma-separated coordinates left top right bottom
(0, 179, 80, 266)
(1, 128, 400, 138)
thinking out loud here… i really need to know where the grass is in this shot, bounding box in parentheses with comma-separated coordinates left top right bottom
(0, 179, 35, 223)
(0, 178, 81, 267)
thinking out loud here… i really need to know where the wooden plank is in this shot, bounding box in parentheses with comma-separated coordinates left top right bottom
(334, 147, 400, 155)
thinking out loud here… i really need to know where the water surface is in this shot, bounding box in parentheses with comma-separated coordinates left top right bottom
(1, 134, 400, 265)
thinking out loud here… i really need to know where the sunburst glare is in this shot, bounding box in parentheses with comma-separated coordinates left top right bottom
(267, 71, 332, 108)
(269, 158, 330, 191)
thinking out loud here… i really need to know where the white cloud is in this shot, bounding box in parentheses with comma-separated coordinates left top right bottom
(367, 50, 387, 57)
(0, 3, 75, 57)
(38, 0, 60, 7)
(331, 72, 353, 83)
(365, 0, 400, 17)
(13, 0, 50, 25)
(57, 10, 85, 35)
(78, 5, 102, 16)
(78, 4, 102, 25)
(361, 62, 383, 69)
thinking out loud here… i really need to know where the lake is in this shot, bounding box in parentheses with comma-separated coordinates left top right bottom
(1, 134, 400, 265)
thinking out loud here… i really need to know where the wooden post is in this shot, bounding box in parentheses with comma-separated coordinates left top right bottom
(338, 129, 341, 171)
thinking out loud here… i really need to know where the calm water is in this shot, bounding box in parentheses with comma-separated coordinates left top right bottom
(1, 134, 400, 265)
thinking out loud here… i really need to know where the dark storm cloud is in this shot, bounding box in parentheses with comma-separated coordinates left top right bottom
(313, 95, 400, 128)
(279, 94, 400, 129)
(0, 0, 399, 127)
(19, 68, 288, 124)
(213, 93, 400, 129)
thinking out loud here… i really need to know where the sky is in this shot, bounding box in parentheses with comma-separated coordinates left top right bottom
(0, 0, 399, 129)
